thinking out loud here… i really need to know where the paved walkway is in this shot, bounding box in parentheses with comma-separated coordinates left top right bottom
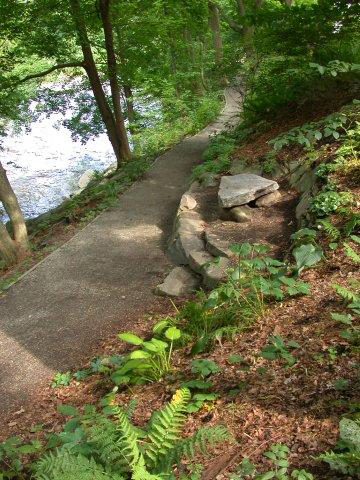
(0, 88, 241, 415)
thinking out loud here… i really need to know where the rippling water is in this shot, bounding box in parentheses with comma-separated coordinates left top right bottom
(1, 113, 115, 221)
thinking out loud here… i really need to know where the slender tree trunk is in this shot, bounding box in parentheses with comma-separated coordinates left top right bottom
(69, 0, 128, 168)
(184, 29, 204, 95)
(99, 0, 131, 161)
(113, 26, 137, 134)
(123, 84, 136, 127)
(0, 161, 29, 265)
(208, 2, 223, 67)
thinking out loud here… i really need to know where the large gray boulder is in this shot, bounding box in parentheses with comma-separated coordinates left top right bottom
(218, 174, 279, 208)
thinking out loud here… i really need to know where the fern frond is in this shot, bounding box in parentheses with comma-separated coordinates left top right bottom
(131, 457, 163, 480)
(87, 409, 141, 473)
(144, 388, 191, 471)
(176, 426, 230, 461)
(318, 451, 360, 475)
(343, 243, 360, 264)
(125, 399, 137, 420)
(344, 213, 360, 236)
(318, 219, 340, 240)
(333, 284, 360, 303)
(34, 449, 125, 480)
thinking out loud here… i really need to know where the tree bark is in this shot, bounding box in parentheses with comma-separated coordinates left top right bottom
(99, 0, 131, 161)
(0, 222, 18, 266)
(209, 2, 223, 67)
(69, 0, 129, 168)
(0, 161, 29, 265)
(123, 84, 136, 127)
(184, 29, 204, 95)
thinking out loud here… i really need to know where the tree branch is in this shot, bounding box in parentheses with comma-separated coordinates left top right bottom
(218, 7, 243, 33)
(9, 61, 84, 88)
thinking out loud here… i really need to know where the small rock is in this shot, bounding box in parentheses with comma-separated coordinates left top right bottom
(205, 231, 232, 258)
(294, 170, 316, 193)
(199, 172, 220, 187)
(255, 190, 282, 207)
(296, 191, 312, 221)
(78, 169, 95, 189)
(203, 257, 230, 289)
(218, 174, 279, 208)
(230, 205, 252, 223)
(103, 163, 117, 177)
(188, 251, 229, 289)
(155, 267, 200, 297)
(167, 232, 204, 265)
(179, 193, 197, 211)
(188, 251, 214, 275)
(188, 181, 201, 192)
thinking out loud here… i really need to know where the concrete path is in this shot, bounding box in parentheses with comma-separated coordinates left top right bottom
(0, 88, 241, 415)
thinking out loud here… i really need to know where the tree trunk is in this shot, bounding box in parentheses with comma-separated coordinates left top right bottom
(184, 29, 204, 95)
(69, 0, 129, 168)
(0, 161, 29, 250)
(123, 84, 136, 129)
(209, 2, 223, 67)
(99, 0, 131, 162)
(0, 223, 19, 266)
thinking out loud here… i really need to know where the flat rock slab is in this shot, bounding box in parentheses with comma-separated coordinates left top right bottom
(155, 267, 200, 297)
(218, 174, 279, 208)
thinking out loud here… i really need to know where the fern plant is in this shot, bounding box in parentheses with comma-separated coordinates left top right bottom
(34, 389, 229, 480)
(318, 418, 360, 476)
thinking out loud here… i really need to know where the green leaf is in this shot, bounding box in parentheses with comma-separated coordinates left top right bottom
(330, 312, 353, 325)
(152, 320, 170, 334)
(118, 332, 143, 345)
(57, 405, 79, 416)
(228, 354, 244, 364)
(164, 326, 181, 341)
(293, 244, 323, 273)
(130, 350, 151, 359)
(256, 471, 276, 480)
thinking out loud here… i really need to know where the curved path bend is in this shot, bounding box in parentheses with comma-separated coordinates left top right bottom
(0, 88, 241, 415)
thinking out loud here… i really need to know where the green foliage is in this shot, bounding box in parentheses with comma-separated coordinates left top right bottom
(112, 328, 181, 385)
(191, 133, 236, 181)
(318, 418, 360, 475)
(309, 191, 343, 217)
(316, 219, 340, 241)
(0, 436, 42, 479)
(51, 372, 71, 389)
(343, 243, 360, 264)
(34, 389, 229, 480)
(330, 284, 360, 347)
(292, 244, 323, 275)
(190, 359, 220, 378)
(290, 229, 318, 247)
(186, 393, 217, 413)
(209, 243, 311, 311)
(260, 336, 300, 367)
(230, 444, 314, 479)
(269, 111, 348, 151)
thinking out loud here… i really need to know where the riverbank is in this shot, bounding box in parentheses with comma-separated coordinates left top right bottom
(0, 91, 225, 291)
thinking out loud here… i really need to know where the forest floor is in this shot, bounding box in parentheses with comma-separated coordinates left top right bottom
(0, 88, 241, 417)
(1, 91, 359, 480)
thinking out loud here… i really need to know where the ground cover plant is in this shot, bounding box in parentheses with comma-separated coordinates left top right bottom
(1, 1, 360, 478)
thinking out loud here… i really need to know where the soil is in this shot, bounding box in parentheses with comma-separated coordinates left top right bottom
(193, 183, 298, 259)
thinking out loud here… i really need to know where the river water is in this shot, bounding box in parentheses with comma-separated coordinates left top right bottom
(0, 112, 115, 221)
